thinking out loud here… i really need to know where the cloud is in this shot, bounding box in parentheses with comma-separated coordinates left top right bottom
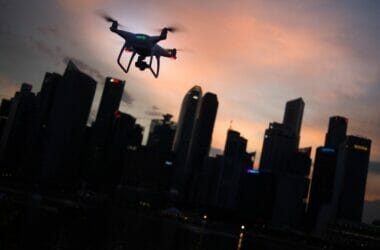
(121, 89, 134, 105)
(37, 26, 60, 37)
(63, 57, 104, 82)
(144, 105, 163, 117)
(369, 162, 380, 174)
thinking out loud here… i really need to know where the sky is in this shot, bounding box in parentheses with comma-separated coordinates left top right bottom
(1, 0, 380, 206)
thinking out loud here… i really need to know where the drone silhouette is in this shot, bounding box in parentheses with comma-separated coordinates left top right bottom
(102, 15, 178, 78)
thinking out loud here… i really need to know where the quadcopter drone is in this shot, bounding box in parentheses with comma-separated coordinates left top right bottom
(103, 15, 177, 78)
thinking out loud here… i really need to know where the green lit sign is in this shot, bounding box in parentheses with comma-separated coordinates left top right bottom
(136, 35, 147, 40)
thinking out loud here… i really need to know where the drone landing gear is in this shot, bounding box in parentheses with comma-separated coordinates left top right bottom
(117, 44, 160, 78)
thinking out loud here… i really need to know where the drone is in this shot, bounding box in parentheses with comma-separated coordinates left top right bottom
(103, 15, 178, 78)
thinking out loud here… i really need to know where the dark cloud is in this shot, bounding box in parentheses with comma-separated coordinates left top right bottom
(145, 110, 162, 117)
(63, 57, 104, 82)
(369, 162, 380, 174)
(0, 0, 9, 8)
(37, 26, 60, 37)
(145, 106, 162, 116)
(121, 89, 134, 105)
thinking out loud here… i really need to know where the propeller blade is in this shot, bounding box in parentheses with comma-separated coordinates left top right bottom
(96, 10, 129, 29)
(96, 10, 116, 22)
(156, 24, 186, 33)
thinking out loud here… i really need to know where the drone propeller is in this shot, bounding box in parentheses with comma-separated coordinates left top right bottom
(97, 10, 128, 28)
(156, 24, 185, 33)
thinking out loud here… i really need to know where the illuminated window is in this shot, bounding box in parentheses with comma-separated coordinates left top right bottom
(353, 144, 368, 151)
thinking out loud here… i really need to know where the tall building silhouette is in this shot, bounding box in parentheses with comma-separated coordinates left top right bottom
(186, 92, 218, 202)
(308, 116, 348, 230)
(260, 98, 304, 173)
(84, 77, 125, 188)
(325, 116, 348, 149)
(259, 122, 298, 172)
(171, 86, 202, 192)
(332, 135, 371, 222)
(37, 73, 62, 127)
(216, 129, 253, 209)
(95, 77, 125, 124)
(283, 97, 304, 139)
(0, 99, 12, 141)
(307, 146, 338, 230)
(90, 77, 125, 149)
(41, 61, 96, 184)
(0, 84, 37, 173)
(147, 114, 176, 152)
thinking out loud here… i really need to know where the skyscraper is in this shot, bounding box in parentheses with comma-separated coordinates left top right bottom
(260, 98, 305, 173)
(172, 85, 202, 153)
(332, 135, 371, 222)
(307, 146, 338, 230)
(147, 114, 176, 152)
(325, 116, 348, 149)
(84, 77, 125, 188)
(259, 122, 298, 172)
(171, 86, 202, 192)
(91, 77, 125, 148)
(283, 97, 304, 141)
(0, 99, 12, 141)
(0, 84, 37, 173)
(216, 129, 252, 209)
(95, 77, 125, 124)
(41, 61, 96, 184)
(186, 92, 218, 202)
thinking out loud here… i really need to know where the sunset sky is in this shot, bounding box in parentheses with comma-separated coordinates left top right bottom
(1, 0, 379, 205)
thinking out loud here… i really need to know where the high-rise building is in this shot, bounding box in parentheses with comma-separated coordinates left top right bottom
(172, 86, 202, 153)
(92, 77, 125, 145)
(0, 99, 12, 141)
(171, 86, 202, 192)
(325, 116, 348, 149)
(260, 98, 305, 173)
(186, 92, 218, 202)
(283, 97, 304, 138)
(224, 129, 247, 158)
(307, 146, 338, 230)
(0, 84, 37, 173)
(37, 73, 62, 127)
(216, 129, 253, 209)
(147, 114, 176, 152)
(95, 77, 125, 124)
(332, 135, 371, 222)
(41, 61, 96, 184)
(259, 122, 298, 172)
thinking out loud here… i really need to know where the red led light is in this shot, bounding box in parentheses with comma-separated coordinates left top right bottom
(110, 78, 121, 84)
(114, 110, 121, 119)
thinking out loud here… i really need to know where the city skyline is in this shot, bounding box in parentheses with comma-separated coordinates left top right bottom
(1, 1, 379, 201)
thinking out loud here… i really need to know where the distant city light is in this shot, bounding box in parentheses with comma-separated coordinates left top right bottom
(321, 147, 335, 153)
(241, 225, 245, 230)
(203, 214, 207, 220)
(354, 144, 368, 151)
(165, 161, 173, 166)
(246, 169, 259, 175)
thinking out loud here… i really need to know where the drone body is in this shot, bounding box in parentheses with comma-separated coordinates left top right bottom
(105, 17, 177, 78)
